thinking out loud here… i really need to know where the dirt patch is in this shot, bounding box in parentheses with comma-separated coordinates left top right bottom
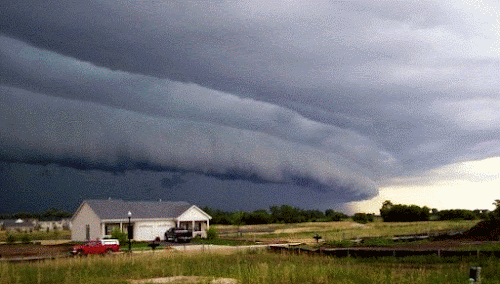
(0, 243, 73, 258)
(130, 276, 239, 284)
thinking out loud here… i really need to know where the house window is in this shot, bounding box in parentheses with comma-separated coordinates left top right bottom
(85, 225, 90, 240)
(105, 223, 121, 235)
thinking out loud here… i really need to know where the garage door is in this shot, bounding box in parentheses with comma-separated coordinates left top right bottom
(135, 222, 173, 241)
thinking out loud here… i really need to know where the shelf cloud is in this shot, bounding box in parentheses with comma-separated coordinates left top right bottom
(1, 0, 500, 212)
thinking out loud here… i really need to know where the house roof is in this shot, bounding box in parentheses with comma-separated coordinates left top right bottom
(82, 199, 193, 220)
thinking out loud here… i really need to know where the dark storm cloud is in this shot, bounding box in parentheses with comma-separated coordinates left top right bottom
(0, 85, 377, 199)
(161, 174, 186, 189)
(0, 36, 391, 179)
(1, 0, 500, 211)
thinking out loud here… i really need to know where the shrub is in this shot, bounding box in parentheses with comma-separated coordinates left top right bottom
(111, 228, 128, 245)
(20, 234, 31, 244)
(53, 229, 60, 239)
(206, 226, 218, 240)
(6, 233, 16, 244)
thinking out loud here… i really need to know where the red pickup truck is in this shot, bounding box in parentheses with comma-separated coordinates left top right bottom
(71, 239, 120, 256)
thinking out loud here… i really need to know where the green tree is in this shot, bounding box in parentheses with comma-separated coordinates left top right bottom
(352, 213, 374, 224)
(242, 209, 272, 225)
(325, 210, 347, 221)
(303, 210, 325, 222)
(202, 207, 232, 225)
(437, 209, 477, 221)
(231, 211, 245, 226)
(491, 199, 500, 220)
(380, 202, 430, 222)
(381, 200, 393, 211)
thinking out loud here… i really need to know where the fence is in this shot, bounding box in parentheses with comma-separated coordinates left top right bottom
(268, 245, 500, 258)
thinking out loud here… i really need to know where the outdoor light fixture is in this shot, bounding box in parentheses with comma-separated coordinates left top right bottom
(127, 211, 132, 253)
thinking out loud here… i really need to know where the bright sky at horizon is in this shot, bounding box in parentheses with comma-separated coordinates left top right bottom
(350, 157, 500, 214)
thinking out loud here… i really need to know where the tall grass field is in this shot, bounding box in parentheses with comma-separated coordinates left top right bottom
(217, 219, 480, 243)
(2, 220, 498, 283)
(2, 249, 500, 284)
(0, 230, 70, 243)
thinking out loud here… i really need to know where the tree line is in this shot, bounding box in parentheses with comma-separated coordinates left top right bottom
(0, 208, 73, 221)
(204, 199, 500, 225)
(2, 199, 498, 225)
(202, 205, 348, 225)
(379, 200, 498, 222)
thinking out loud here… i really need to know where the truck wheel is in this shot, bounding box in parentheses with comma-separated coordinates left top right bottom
(105, 249, 112, 255)
(76, 250, 84, 257)
(174, 237, 178, 243)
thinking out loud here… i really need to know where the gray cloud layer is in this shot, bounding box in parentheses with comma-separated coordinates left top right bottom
(1, 0, 500, 211)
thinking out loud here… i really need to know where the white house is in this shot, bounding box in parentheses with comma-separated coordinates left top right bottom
(71, 199, 212, 241)
(39, 218, 72, 231)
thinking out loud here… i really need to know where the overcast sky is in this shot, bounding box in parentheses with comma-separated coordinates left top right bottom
(1, 1, 500, 214)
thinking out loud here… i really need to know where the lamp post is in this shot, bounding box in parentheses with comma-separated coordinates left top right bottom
(127, 211, 132, 253)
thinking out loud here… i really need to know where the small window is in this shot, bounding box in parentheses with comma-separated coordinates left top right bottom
(85, 224, 90, 240)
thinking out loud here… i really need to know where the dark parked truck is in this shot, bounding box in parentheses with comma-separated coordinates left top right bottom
(165, 227, 192, 243)
(71, 239, 120, 256)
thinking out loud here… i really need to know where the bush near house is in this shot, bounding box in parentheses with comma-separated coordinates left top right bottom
(110, 228, 128, 245)
(206, 226, 218, 240)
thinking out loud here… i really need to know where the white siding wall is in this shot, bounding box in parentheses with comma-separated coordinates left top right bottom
(177, 206, 211, 238)
(71, 203, 101, 241)
(177, 206, 210, 222)
(134, 220, 175, 241)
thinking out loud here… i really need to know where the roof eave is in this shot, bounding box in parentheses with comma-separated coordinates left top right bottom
(101, 217, 176, 222)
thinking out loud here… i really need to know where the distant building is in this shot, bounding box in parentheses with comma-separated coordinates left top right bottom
(39, 218, 72, 231)
(1, 219, 37, 232)
(71, 199, 212, 242)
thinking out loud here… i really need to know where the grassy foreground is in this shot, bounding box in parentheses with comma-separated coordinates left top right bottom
(2, 249, 500, 284)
